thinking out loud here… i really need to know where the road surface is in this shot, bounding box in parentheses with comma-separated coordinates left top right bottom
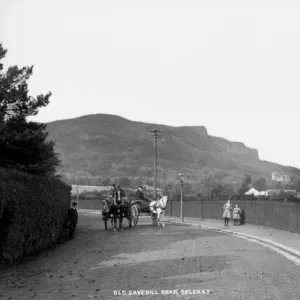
(1, 211, 300, 300)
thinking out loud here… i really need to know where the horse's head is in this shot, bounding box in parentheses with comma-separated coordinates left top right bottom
(158, 195, 168, 209)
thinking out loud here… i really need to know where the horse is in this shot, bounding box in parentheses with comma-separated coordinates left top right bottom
(149, 196, 168, 227)
(102, 196, 126, 231)
(130, 189, 168, 226)
(111, 195, 127, 231)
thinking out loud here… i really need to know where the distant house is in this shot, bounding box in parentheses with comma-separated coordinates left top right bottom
(245, 188, 261, 196)
(245, 188, 268, 196)
(267, 189, 296, 196)
(271, 172, 291, 183)
(284, 189, 297, 194)
(245, 188, 298, 198)
(266, 189, 280, 196)
(259, 191, 268, 196)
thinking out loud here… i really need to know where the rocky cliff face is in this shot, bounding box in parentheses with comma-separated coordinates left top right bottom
(211, 136, 259, 159)
(45, 113, 299, 183)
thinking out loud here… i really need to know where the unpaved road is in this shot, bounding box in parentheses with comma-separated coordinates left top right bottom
(1, 210, 300, 300)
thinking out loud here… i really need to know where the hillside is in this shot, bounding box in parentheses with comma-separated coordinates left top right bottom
(46, 113, 300, 189)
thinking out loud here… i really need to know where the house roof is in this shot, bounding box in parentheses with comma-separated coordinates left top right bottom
(245, 188, 260, 195)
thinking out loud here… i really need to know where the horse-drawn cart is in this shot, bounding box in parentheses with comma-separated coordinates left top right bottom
(131, 196, 168, 227)
(102, 197, 139, 230)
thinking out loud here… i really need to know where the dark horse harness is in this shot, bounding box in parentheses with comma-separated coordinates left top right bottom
(103, 189, 125, 216)
(113, 189, 124, 207)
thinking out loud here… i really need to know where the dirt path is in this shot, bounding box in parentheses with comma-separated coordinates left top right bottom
(1, 211, 300, 300)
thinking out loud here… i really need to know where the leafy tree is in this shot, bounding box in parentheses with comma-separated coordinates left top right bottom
(220, 182, 234, 199)
(237, 174, 252, 196)
(252, 177, 267, 191)
(183, 181, 192, 194)
(0, 43, 59, 176)
(201, 174, 214, 199)
(210, 182, 223, 198)
(295, 180, 300, 192)
(275, 181, 282, 190)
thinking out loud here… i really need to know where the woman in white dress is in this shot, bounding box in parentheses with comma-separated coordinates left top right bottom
(222, 200, 232, 226)
(233, 204, 241, 226)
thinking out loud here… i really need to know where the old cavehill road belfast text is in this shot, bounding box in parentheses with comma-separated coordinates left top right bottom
(113, 289, 211, 296)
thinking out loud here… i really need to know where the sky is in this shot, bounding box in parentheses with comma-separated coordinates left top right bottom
(1, 0, 300, 169)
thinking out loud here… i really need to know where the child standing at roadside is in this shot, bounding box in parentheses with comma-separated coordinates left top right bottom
(222, 200, 232, 226)
(233, 204, 241, 226)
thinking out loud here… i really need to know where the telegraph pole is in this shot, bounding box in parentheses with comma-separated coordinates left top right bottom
(149, 128, 161, 200)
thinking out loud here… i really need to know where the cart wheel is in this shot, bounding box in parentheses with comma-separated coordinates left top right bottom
(126, 207, 132, 228)
(131, 205, 139, 226)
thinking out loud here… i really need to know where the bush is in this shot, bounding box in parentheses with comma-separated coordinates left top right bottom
(0, 168, 71, 265)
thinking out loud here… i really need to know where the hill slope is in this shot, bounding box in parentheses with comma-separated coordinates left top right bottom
(45, 113, 300, 186)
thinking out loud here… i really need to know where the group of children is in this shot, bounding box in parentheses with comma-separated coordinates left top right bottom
(222, 200, 243, 226)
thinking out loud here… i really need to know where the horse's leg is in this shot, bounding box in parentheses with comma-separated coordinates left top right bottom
(157, 208, 161, 226)
(152, 212, 157, 226)
(156, 208, 161, 226)
(160, 210, 165, 227)
(119, 208, 123, 230)
(113, 207, 117, 232)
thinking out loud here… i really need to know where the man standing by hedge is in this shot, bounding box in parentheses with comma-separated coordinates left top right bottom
(68, 202, 78, 239)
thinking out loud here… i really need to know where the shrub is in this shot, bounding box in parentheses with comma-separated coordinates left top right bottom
(0, 168, 71, 265)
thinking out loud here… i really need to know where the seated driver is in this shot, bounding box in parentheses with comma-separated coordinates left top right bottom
(109, 184, 117, 198)
(136, 185, 151, 202)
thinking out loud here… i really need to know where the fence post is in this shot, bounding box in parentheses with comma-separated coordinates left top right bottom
(201, 199, 204, 220)
(269, 193, 272, 227)
(245, 196, 247, 224)
(255, 198, 257, 225)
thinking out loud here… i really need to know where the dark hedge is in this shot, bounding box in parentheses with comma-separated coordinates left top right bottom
(0, 168, 71, 265)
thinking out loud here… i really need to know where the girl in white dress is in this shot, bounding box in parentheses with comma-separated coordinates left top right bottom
(233, 204, 241, 225)
(222, 200, 232, 226)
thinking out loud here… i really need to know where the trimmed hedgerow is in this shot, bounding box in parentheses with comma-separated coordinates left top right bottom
(0, 168, 71, 265)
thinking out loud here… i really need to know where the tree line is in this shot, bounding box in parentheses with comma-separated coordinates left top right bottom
(72, 173, 300, 202)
